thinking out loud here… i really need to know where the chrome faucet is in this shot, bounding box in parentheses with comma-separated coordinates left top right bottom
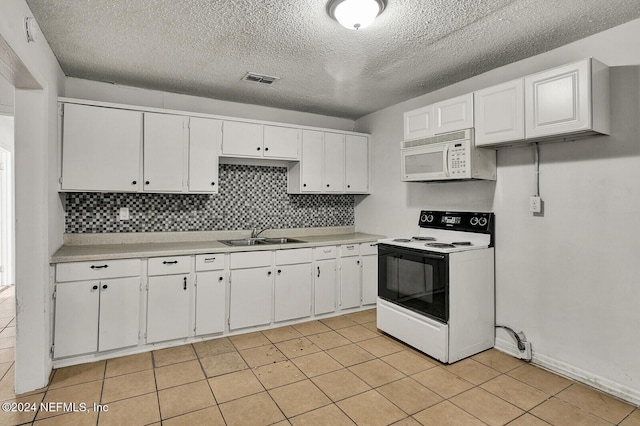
(251, 226, 266, 239)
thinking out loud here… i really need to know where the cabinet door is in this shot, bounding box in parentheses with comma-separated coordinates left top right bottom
(314, 259, 336, 315)
(61, 103, 142, 192)
(147, 274, 191, 343)
(340, 257, 361, 309)
(195, 272, 226, 336)
(264, 126, 300, 159)
(525, 60, 590, 138)
(432, 93, 474, 134)
(222, 121, 264, 157)
(143, 113, 187, 192)
(54, 281, 99, 358)
(361, 255, 378, 305)
(345, 135, 369, 193)
(300, 130, 323, 192)
(404, 105, 434, 140)
(323, 133, 345, 193)
(189, 117, 221, 193)
(98, 277, 140, 352)
(274, 263, 312, 322)
(229, 267, 272, 330)
(474, 79, 525, 146)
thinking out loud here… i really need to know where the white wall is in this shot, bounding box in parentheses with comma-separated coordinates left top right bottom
(0, 0, 65, 393)
(355, 18, 640, 404)
(65, 78, 356, 131)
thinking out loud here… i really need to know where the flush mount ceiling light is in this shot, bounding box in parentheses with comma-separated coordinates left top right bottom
(327, 0, 386, 30)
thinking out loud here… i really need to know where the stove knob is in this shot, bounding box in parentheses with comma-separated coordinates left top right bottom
(478, 217, 488, 227)
(470, 217, 479, 226)
(420, 214, 428, 223)
(426, 214, 434, 223)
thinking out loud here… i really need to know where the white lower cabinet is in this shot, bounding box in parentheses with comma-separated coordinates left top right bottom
(274, 248, 313, 322)
(98, 277, 141, 352)
(146, 274, 191, 343)
(194, 253, 226, 336)
(340, 244, 362, 309)
(314, 246, 337, 315)
(229, 266, 273, 330)
(361, 243, 379, 306)
(195, 271, 226, 336)
(54, 259, 141, 359)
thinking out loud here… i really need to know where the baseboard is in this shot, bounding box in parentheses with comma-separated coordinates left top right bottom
(495, 337, 640, 406)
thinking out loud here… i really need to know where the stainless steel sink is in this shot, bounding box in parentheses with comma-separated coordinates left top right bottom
(220, 238, 268, 247)
(220, 237, 306, 246)
(262, 237, 305, 244)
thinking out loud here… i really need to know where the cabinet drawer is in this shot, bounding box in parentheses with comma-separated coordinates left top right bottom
(276, 248, 312, 266)
(56, 259, 140, 282)
(148, 256, 191, 276)
(314, 246, 337, 260)
(230, 251, 272, 269)
(360, 242, 379, 256)
(195, 254, 225, 272)
(339, 244, 360, 257)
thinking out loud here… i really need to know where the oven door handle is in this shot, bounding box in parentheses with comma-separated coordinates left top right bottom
(423, 253, 445, 260)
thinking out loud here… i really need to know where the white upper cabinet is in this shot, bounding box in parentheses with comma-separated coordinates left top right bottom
(403, 105, 434, 141)
(221, 121, 263, 157)
(344, 135, 369, 193)
(525, 58, 609, 140)
(143, 113, 187, 192)
(403, 93, 473, 141)
(474, 79, 525, 147)
(263, 126, 300, 159)
(432, 93, 474, 135)
(61, 103, 142, 192)
(323, 133, 345, 193)
(189, 117, 221, 193)
(221, 121, 300, 160)
(299, 130, 323, 192)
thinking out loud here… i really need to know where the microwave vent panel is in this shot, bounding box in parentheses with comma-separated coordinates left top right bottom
(402, 130, 467, 149)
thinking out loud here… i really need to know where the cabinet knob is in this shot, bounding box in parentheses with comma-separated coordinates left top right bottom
(357, 260, 361, 265)
(265, 147, 269, 151)
(267, 271, 272, 276)
(347, 184, 351, 188)
(211, 182, 215, 186)
(303, 184, 307, 187)
(102, 284, 108, 290)
(277, 269, 282, 274)
(218, 276, 223, 282)
(131, 180, 137, 185)
(92, 285, 98, 290)
(257, 147, 261, 151)
(145, 181, 150, 185)
(326, 184, 330, 187)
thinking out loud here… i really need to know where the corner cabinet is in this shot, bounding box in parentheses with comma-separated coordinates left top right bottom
(288, 130, 370, 194)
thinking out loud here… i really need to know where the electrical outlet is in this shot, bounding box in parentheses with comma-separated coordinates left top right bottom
(119, 207, 130, 221)
(529, 196, 542, 213)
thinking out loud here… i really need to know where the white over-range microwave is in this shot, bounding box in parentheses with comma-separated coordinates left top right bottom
(400, 129, 496, 182)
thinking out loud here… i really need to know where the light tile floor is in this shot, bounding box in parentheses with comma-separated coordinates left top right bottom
(0, 290, 637, 425)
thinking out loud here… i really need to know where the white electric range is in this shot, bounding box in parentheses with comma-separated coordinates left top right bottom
(377, 210, 495, 363)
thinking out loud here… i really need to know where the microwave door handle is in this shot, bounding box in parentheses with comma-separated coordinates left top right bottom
(443, 144, 450, 177)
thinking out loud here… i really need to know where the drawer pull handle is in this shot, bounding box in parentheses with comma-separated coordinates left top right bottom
(204, 257, 216, 263)
(346, 246, 354, 250)
(163, 261, 178, 265)
(323, 248, 331, 253)
(90, 265, 108, 269)
(183, 277, 187, 290)
(102, 284, 108, 290)
(317, 266, 320, 278)
(92, 285, 98, 290)
(370, 243, 378, 247)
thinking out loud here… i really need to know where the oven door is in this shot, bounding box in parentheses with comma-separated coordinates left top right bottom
(378, 244, 449, 323)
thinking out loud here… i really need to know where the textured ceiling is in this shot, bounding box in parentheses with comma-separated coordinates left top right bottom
(24, 0, 640, 119)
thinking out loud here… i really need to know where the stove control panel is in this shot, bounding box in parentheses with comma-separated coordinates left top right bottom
(419, 210, 494, 234)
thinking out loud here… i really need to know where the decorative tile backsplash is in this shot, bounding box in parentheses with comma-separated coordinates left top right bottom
(64, 165, 355, 233)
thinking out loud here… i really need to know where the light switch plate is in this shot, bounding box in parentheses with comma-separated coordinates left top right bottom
(119, 207, 130, 221)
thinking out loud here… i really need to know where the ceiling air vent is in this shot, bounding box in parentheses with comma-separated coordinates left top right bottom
(242, 72, 280, 85)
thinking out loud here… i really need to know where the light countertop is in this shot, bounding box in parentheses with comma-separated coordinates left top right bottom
(51, 232, 384, 263)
